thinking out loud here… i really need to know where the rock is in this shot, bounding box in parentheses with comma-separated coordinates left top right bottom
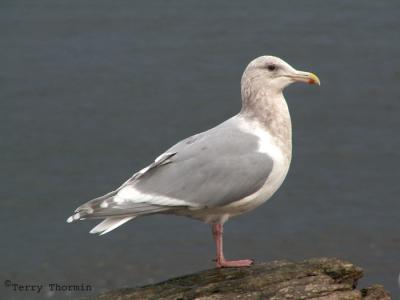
(361, 285, 391, 300)
(85, 258, 390, 300)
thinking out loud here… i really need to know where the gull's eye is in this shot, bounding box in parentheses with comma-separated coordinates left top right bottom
(267, 64, 276, 71)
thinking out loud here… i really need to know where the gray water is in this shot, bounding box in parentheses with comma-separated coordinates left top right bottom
(1, 1, 399, 299)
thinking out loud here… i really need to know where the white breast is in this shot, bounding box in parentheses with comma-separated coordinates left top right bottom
(222, 116, 291, 216)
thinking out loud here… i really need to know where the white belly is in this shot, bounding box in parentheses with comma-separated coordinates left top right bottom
(224, 150, 290, 216)
(188, 116, 292, 224)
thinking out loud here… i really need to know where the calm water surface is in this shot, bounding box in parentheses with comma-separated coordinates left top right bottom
(1, 1, 399, 299)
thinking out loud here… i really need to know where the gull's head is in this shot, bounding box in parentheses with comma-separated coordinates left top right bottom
(243, 55, 320, 93)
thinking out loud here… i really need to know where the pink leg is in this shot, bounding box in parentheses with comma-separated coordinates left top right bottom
(212, 223, 253, 268)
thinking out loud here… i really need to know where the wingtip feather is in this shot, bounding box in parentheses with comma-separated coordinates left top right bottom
(90, 217, 134, 235)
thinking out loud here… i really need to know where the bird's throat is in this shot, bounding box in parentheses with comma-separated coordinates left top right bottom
(240, 87, 292, 159)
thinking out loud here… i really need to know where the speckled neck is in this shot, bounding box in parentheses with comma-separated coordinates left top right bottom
(239, 74, 292, 160)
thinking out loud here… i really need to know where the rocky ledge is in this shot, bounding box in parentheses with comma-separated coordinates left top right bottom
(85, 257, 390, 300)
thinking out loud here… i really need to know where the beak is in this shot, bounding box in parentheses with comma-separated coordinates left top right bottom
(286, 71, 321, 86)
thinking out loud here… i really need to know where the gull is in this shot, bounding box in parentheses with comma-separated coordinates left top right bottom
(67, 56, 320, 268)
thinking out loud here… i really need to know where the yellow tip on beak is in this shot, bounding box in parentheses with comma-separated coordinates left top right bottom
(288, 71, 321, 86)
(308, 73, 321, 86)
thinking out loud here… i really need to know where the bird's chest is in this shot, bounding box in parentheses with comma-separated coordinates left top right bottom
(234, 149, 290, 213)
(252, 149, 291, 205)
(223, 125, 292, 216)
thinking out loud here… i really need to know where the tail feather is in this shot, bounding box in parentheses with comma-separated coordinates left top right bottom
(66, 201, 167, 223)
(66, 190, 170, 227)
(89, 217, 135, 235)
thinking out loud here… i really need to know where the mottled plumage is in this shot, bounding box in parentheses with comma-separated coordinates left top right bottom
(67, 55, 319, 267)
